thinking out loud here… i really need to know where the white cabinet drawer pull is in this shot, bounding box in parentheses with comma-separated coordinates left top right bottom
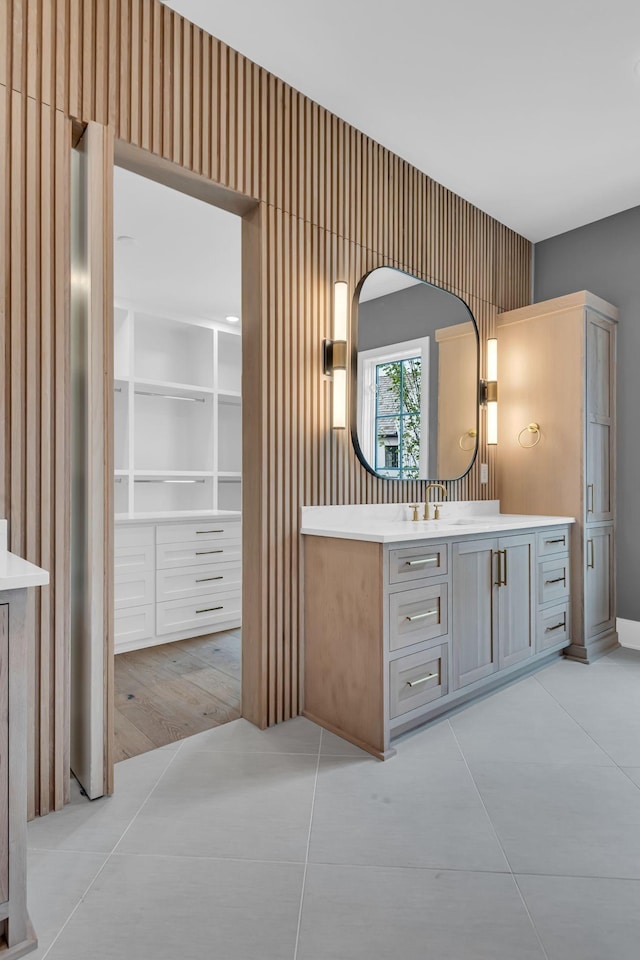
(405, 609, 438, 622)
(195, 575, 224, 583)
(196, 529, 224, 534)
(545, 537, 566, 545)
(195, 549, 224, 555)
(196, 605, 224, 614)
(545, 619, 566, 633)
(405, 557, 438, 567)
(406, 672, 438, 687)
(545, 575, 566, 585)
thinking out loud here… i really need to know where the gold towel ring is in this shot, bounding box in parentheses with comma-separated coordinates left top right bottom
(458, 429, 477, 451)
(518, 422, 541, 448)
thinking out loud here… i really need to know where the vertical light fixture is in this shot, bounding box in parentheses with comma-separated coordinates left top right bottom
(323, 280, 349, 429)
(486, 338, 498, 445)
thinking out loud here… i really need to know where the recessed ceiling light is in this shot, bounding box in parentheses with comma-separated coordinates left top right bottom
(225, 315, 240, 324)
(116, 234, 137, 246)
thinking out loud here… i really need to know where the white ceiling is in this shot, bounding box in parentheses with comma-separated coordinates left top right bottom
(113, 166, 241, 322)
(163, 0, 640, 242)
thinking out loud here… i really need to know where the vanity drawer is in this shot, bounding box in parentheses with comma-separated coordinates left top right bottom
(389, 583, 448, 652)
(536, 528, 570, 559)
(389, 644, 448, 719)
(156, 539, 241, 570)
(114, 603, 154, 647)
(157, 562, 242, 603)
(115, 524, 154, 549)
(538, 556, 570, 605)
(156, 590, 241, 636)
(115, 568, 155, 611)
(114, 542, 154, 574)
(388, 543, 448, 585)
(156, 521, 240, 545)
(537, 601, 570, 652)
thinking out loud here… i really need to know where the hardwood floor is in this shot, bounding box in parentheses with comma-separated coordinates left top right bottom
(114, 630, 241, 763)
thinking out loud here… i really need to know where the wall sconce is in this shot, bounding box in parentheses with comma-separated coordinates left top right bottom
(480, 338, 498, 445)
(323, 280, 349, 429)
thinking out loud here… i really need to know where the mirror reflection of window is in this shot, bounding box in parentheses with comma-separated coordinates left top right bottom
(355, 268, 479, 481)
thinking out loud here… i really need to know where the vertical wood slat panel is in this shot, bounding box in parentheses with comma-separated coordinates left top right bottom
(3, 0, 530, 813)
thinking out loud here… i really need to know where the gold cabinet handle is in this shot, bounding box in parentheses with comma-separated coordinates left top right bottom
(545, 618, 566, 633)
(545, 575, 566, 585)
(503, 548, 508, 586)
(196, 605, 224, 614)
(545, 537, 566, 545)
(587, 483, 594, 514)
(406, 557, 438, 567)
(195, 575, 224, 583)
(587, 538, 595, 569)
(493, 549, 506, 586)
(195, 549, 224, 555)
(196, 529, 224, 534)
(406, 672, 438, 687)
(405, 609, 438, 622)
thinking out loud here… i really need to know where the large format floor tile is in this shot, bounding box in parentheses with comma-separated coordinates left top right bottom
(44, 855, 303, 960)
(179, 715, 321, 756)
(450, 676, 613, 765)
(309, 755, 508, 872)
(297, 863, 546, 960)
(518, 873, 640, 960)
(471, 760, 640, 878)
(118, 748, 318, 861)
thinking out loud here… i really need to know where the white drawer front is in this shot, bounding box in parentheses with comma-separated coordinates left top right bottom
(156, 539, 241, 570)
(114, 542, 154, 574)
(115, 524, 154, 549)
(157, 562, 242, 602)
(156, 590, 241, 636)
(156, 521, 241, 544)
(114, 604, 154, 645)
(115, 568, 155, 610)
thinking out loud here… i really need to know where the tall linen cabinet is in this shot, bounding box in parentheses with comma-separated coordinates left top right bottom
(496, 291, 618, 662)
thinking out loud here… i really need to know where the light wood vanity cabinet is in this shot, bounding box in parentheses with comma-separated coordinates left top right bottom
(303, 524, 571, 759)
(497, 291, 618, 662)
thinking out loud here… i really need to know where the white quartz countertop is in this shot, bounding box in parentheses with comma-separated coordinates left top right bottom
(300, 503, 574, 544)
(115, 510, 241, 525)
(0, 520, 50, 590)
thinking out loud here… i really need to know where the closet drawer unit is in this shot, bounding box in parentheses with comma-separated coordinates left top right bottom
(536, 528, 570, 559)
(156, 590, 242, 636)
(389, 644, 448, 719)
(156, 521, 241, 545)
(156, 539, 241, 570)
(114, 524, 154, 550)
(537, 601, 570, 652)
(389, 583, 448, 652)
(538, 556, 570, 605)
(388, 543, 448, 585)
(115, 568, 155, 611)
(114, 604, 154, 646)
(157, 562, 242, 603)
(114, 542, 154, 574)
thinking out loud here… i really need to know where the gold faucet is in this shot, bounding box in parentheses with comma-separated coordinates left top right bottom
(423, 483, 448, 520)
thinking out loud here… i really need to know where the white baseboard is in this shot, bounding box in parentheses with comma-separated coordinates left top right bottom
(617, 618, 640, 651)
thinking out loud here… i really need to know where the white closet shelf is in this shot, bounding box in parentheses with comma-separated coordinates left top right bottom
(133, 471, 214, 478)
(218, 391, 242, 405)
(133, 377, 214, 397)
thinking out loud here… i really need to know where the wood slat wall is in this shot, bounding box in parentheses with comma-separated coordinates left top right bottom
(1, 0, 531, 814)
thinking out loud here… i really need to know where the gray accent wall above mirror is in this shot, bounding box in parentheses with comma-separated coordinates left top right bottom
(352, 267, 480, 481)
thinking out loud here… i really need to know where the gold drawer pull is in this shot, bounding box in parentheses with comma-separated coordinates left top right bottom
(406, 557, 438, 567)
(545, 575, 566, 585)
(545, 537, 566, 545)
(406, 609, 438, 622)
(406, 672, 438, 687)
(196, 529, 224, 534)
(545, 619, 566, 633)
(587, 483, 594, 514)
(587, 538, 595, 569)
(195, 575, 223, 583)
(196, 605, 224, 614)
(195, 549, 224, 555)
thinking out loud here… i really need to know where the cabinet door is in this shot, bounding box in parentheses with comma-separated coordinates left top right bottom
(452, 539, 498, 689)
(498, 534, 535, 669)
(586, 314, 614, 522)
(585, 524, 615, 640)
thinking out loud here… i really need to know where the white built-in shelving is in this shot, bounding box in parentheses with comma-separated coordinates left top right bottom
(114, 305, 242, 516)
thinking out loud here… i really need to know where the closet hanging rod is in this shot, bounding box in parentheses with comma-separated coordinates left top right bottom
(134, 390, 205, 403)
(134, 478, 207, 484)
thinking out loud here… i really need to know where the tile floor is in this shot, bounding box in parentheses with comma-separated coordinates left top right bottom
(26, 647, 640, 959)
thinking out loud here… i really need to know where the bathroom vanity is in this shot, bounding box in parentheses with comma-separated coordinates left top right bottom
(302, 503, 573, 758)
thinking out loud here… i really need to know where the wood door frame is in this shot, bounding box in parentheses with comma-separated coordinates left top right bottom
(84, 132, 263, 794)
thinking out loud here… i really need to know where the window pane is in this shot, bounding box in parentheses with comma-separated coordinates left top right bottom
(376, 362, 402, 416)
(401, 357, 421, 415)
(401, 415, 421, 478)
(375, 416, 400, 473)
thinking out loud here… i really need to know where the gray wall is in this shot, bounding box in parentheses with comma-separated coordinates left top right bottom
(358, 281, 471, 474)
(534, 205, 640, 621)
